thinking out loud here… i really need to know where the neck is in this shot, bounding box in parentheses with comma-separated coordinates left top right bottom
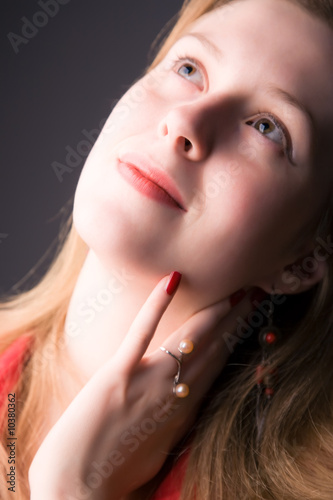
(64, 250, 211, 381)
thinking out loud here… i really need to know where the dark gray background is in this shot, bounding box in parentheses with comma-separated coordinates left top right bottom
(0, 0, 183, 295)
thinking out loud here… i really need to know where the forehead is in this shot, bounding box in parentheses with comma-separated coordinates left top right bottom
(187, 0, 333, 145)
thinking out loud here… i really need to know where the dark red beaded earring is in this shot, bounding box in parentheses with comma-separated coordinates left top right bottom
(257, 325, 281, 399)
(255, 289, 282, 445)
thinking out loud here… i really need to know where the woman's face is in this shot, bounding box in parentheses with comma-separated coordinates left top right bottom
(73, 0, 333, 304)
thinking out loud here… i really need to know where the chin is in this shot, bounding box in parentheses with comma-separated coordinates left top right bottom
(73, 208, 165, 281)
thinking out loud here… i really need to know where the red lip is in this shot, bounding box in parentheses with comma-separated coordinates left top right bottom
(117, 153, 186, 211)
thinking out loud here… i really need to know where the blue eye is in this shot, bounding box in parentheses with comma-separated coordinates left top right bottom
(178, 62, 197, 77)
(175, 57, 204, 88)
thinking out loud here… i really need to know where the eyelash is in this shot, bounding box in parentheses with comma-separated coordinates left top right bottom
(171, 54, 295, 164)
(246, 111, 295, 165)
(173, 54, 200, 68)
(171, 54, 206, 88)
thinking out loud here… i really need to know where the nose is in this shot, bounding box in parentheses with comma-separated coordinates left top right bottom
(157, 98, 219, 162)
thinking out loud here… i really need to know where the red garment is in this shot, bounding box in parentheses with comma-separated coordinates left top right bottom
(0, 335, 32, 411)
(0, 336, 187, 498)
(151, 451, 189, 499)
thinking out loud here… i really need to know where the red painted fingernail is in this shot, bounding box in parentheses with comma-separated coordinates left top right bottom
(165, 271, 182, 295)
(229, 288, 246, 307)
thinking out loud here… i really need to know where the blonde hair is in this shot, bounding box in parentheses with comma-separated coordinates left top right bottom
(1, 1, 333, 499)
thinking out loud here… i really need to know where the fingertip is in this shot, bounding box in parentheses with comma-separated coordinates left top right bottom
(165, 271, 182, 295)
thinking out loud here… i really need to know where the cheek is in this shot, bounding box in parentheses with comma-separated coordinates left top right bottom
(72, 81, 167, 261)
(180, 174, 298, 292)
(99, 78, 162, 141)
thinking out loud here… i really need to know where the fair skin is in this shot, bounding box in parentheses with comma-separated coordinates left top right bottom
(29, 0, 333, 499)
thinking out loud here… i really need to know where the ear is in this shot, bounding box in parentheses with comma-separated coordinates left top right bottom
(257, 250, 328, 295)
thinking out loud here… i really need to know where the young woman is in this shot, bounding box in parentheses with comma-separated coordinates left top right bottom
(1, 0, 333, 498)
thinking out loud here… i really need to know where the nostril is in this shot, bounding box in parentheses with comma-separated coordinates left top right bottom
(184, 138, 192, 152)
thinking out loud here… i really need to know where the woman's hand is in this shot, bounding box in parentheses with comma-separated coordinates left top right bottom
(29, 273, 251, 500)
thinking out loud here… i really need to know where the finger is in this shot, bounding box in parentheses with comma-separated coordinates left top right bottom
(158, 298, 231, 356)
(153, 299, 231, 385)
(159, 288, 253, 354)
(171, 290, 254, 398)
(114, 271, 182, 372)
(156, 290, 253, 382)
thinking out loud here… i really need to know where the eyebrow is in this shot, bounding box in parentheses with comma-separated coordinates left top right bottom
(181, 32, 224, 61)
(266, 85, 316, 137)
